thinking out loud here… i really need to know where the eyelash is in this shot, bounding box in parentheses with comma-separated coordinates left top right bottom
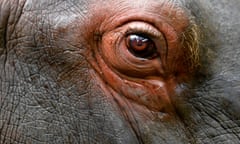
(125, 29, 153, 40)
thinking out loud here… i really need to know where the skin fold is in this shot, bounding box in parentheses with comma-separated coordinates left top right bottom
(0, 0, 240, 143)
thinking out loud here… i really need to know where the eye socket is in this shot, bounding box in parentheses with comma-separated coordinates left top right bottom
(125, 34, 158, 59)
(100, 21, 168, 77)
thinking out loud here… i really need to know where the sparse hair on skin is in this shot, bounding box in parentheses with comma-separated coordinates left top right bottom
(181, 21, 200, 73)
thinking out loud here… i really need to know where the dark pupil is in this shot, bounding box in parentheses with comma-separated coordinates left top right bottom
(126, 34, 157, 59)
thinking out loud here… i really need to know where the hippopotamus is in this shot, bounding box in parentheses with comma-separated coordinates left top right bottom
(0, 0, 239, 143)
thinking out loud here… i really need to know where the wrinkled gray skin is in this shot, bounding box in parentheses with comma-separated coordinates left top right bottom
(0, 0, 240, 143)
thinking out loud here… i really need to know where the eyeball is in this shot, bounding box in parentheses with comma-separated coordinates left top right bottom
(125, 34, 158, 59)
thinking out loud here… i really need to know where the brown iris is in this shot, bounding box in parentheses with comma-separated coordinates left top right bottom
(126, 34, 157, 59)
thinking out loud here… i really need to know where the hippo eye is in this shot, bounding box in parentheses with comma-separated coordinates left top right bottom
(125, 34, 158, 59)
(100, 21, 167, 77)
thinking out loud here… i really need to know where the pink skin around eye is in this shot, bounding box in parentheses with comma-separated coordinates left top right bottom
(84, 0, 191, 115)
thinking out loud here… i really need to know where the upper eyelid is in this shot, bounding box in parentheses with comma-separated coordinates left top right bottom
(124, 22, 162, 38)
